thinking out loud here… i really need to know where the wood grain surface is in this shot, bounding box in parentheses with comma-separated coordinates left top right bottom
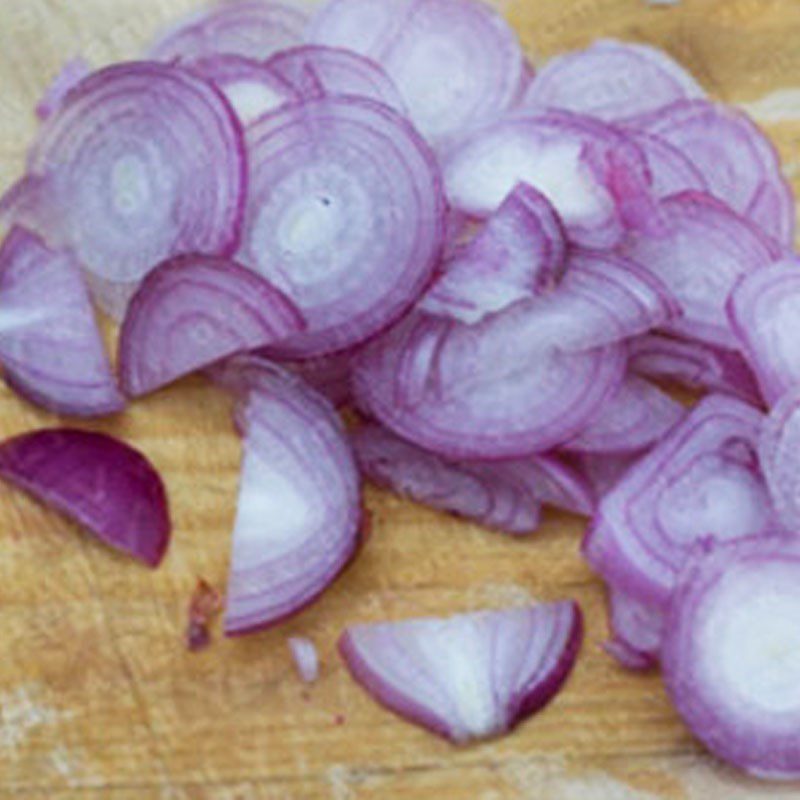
(0, 1, 798, 798)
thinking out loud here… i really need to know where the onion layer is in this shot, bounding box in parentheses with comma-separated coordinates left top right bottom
(603, 588, 664, 671)
(288, 636, 320, 684)
(339, 601, 583, 743)
(759, 389, 800, 531)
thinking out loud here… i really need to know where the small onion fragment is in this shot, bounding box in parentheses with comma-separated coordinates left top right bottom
(584, 395, 780, 608)
(224, 365, 362, 635)
(523, 39, 704, 122)
(421, 183, 566, 325)
(288, 636, 320, 683)
(149, 0, 308, 62)
(307, 0, 524, 144)
(759, 388, 800, 531)
(663, 538, 800, 779)
(36, 58, 91, 121)
(339, 602, 583, 743)
(603, 587, 664, 671)
(266, 45, 406, 112)
(239, 95, 445, 358)
(728, 258, 800, 406)
(118, 254, 304, 398)
(0, 227, 124, 418)
(0, 429, 170, 567)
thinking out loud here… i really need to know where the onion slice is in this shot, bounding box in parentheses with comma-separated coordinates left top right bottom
(759, 388, 800, 531)
(0, 429, 170, 567)
(36, 58, 91, 121)
(523, 39, 704, 122)
(339, 602, 583, 743)
(223, 364, 362, 635)
(603, 587, 664, 671)
(149, 0, 308, 62)
(566, 452, 641, 499)
(727, 258, 800, 406)
(583, 394, 779, 608)
(421, 183, 566, 325)
(624, 129, 708, 198)
(266, 45, 406, 112)
(307, 0, 524, 144)
(118, 254, 303, 398)
(239, 95, 445, 358)
(0, 227, 124, 418)
(663, 538, 800, 779)
(288, 636, 320, 683)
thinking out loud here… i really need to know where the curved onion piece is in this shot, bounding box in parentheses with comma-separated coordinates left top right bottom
(584, 395, 779, 608)
(354, 304, 627, 460)
(628, 334, 763, 406)
(759, 389, 800, 530)
(728, 259, 800, 406)
(239, 95, 445, 358)
(339, 602, 583, 743)
(567, 452, 641, 499)
(523, 40, 703, 122)
(628, 99, 796, 245)
(288, 636, 320, 684)
(0, 227, 124, 418)
(118, 255, 304, 398)
(22, 62, 246, 319)
(421, 183, 566, 325)
(603, 588, 664, 671)
(307, 0, 524, 144)
(149, 0, 308, 62)
(186, 55, 296, 126)
(266, 45, 406, 113)
(0, 429, 170, 567)
(36, 58, 91, 121)
(564, 377, 685, 455)
(442, 112, 657, 249)
(224, 365, 362, 635)
(663, 538, 800, 779)
(620, 191, 780, 349)
(625, 129, 708, 198)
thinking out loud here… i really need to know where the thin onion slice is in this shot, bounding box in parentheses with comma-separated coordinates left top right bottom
(118, 254, 304, 398)
(759, 388, 800, 531)
(727, 258, 800, 406)
(523, 39, 704, 122)
(663, 538, 800, 780)
(442, 111, 658, 249)
(36, 58, 91, 121)
(239, 95, 445, 358)
(0, 429, 170, 567)
(628, 333, 763, 406)
(620, 191, 780, 349)
(307, 0, 524, 144)
(15, 62, 247, 319)
(603, 587, 664, 671)
(421, 183, 566, 325)
(583, 395, 779, 608)
(266, 45, 406, 112)
(288, 636, 320, 683)
(0, 227, 124, 418)
(339, 602, 583, 743)
(149, 0, 309, 62)
(563, 377, 685, 455)
(223, 364, 362, 635)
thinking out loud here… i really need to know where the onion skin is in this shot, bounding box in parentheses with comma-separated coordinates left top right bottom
(0, 429, 170, 567)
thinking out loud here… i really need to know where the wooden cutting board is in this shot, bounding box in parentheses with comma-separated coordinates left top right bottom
(0, 1, 798, 797)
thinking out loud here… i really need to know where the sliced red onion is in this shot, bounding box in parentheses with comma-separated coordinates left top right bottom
(17, 62, 247, 319)
(266, 45, 406, 113)
(523, 39, 703, 122)
(149, 0, 308, 62)
(620, 191, 780, 349)
(118, 254, 304, 398)
(663, 538, 800, 779)
(186, 55, 296, 126)
(567, 452, 641, 499)
(36, 58, 91, 121)
(354, 302, 627, 460)
(186, 578, 223, 652)
(307, 0, 524, 144)
(628, 99, 796, 246)
(238, 95, 445, 358)
(563, 377, 685, 455)
(0, 429, 170, 567)
(421, 183, 566, 325)
(603, 587, 664, 671)
(727, 258, 800, 406)
(288, 636, 320, 683)
(442, 112, 657, 249)
(583, 395, 779, 608)
(339, 601, 583, 743)
(0, 227, 124, 418)
(628, 334, 763, 406)
(759, 389, 800, 531)
(624, 129, 708, 197)
(224, 364, 362, 635)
